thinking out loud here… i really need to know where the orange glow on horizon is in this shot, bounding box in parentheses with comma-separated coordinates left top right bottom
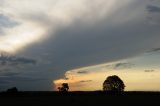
(53, 67, 160, 91)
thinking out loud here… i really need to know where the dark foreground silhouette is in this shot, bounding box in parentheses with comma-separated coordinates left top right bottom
(0, 91, 160, 106)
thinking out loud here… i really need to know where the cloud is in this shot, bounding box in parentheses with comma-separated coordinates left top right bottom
(113, 62, 134, 70)
(22, 0, 160, 88)
(148, 48, 160, 52)
(77, 70, 89, 74)
(0, 14, 18, 28)
(0, 75, 46, 87)
(102, 62, 135, 70)
(146, 4, 160, 24)
(79, 80, 92, 83)
(0, 72, 20, 77)
(0, 54, 36, 66)
(0, 59, 37, 88)
(0, 14, 19, 34)
(0, 54, 37, 86)
(36, 0, 159, 75)
(144, 70, 155, 72)
(0, 76, 11, 85)
(147, 5, 160, 13)
(1, 0, 160, 91)
(0, 0, 130, 53)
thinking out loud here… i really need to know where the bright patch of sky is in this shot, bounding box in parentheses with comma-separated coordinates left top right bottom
(54, 51, 160, 91)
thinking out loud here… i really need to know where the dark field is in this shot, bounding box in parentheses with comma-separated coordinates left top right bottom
(0, 91, 160, 106)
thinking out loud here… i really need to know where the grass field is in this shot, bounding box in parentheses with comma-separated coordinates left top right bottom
(0, 91, 160, 106)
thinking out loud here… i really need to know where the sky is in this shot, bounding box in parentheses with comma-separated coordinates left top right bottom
(0, 0, 160, 91)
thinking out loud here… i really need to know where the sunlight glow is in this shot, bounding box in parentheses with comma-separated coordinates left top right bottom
(54, 56, 160, 91)
(0, 23, 45, 53)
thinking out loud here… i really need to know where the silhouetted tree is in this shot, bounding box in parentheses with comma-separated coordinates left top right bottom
(7, 87, 18, 93)
(103, 75, 125, 92)
(58, 87, 61, 91)
(58, 83, 69, 92)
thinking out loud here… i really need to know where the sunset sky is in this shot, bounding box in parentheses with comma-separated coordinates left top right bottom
(0, 0, 160, 91)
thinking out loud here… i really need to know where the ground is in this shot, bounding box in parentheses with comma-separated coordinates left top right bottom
(0, 91, 160, 106)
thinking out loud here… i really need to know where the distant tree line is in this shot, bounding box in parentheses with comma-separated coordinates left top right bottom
(6, 87, 18, 93)
(5, 75, 125, 93)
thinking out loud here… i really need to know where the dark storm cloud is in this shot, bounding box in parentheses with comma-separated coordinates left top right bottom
(0, 75, 46, 86)
(148, 48, 160, 52)
(0, 67, 40, 87)
(0, 54, 37, 85)
(147, 5, 160, 13)
(1, 0, 160, 91)
(1, 72, 20, 76)
(0, 54, 36, 66)
(0, 54, 39, 89)
(0, 76, 14, 85)
(20, 0, 160, 82)
(146, 4, 160, 24)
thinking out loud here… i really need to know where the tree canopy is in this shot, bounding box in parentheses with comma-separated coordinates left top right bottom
(58, 83, 69, 92)
(103, 75, 125, 92)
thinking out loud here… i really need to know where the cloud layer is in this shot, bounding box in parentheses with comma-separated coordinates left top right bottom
(0, 54, 36, 66)
(147, 5, 160, 13)
(0, 0, 160, 90)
